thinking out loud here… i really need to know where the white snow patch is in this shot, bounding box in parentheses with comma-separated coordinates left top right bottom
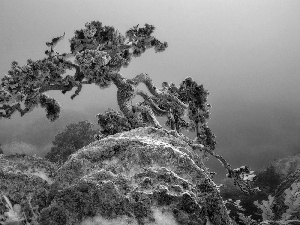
(24, 169, 53, 185)
(148, 207, 179, 225)
(102, 157, 119, 166)
(79, 207, 179, 225)
(80, 215, 138, 225)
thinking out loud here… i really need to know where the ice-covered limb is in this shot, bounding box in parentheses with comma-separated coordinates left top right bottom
(191, 143, 256, 194)
(136, 90, 168, 116)
(129, 73, 188, 108)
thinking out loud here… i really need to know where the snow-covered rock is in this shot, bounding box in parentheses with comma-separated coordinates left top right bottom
(1, 127, 232, 224)
(40, 127, 231, 225)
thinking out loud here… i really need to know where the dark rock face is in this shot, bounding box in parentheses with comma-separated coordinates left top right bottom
(41, 127, 231, 225)
(220, 164, 283, 222)
(220, 154, 300, 222)
(268, 155, 300, 221)
(220, 154, 300, 224)
(272, 168, 300, 221)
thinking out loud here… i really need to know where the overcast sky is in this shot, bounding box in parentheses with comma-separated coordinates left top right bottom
(1, 0, 300, 180)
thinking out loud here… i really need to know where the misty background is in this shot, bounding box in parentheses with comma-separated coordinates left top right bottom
(0, 0, 300, 181)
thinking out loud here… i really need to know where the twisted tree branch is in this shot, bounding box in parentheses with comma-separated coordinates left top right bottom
(130, 73, 188, 108)
(191, 143, 256, 194)
(136, 90, 168, 116)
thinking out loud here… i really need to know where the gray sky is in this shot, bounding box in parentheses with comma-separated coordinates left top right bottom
(1, 0, 300, 180)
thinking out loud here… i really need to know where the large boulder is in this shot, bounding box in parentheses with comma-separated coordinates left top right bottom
(40, 127, 232, 225)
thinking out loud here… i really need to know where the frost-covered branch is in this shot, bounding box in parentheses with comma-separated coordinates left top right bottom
(191, 143, 257, 194)
(130, 73, 188, 109)
(0, 22, 170, 124)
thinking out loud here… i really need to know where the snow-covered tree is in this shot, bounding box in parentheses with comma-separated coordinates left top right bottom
(0, 22, 174, 128)
(0, 21, 256, 194)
